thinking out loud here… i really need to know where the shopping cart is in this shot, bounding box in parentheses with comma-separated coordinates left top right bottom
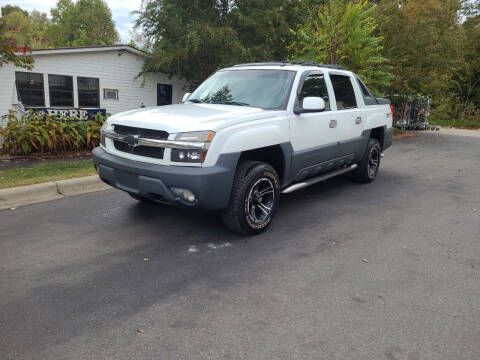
(390, 95, 440, 130)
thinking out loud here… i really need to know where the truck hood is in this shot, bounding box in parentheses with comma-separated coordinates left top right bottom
(107, 103, 282, 134)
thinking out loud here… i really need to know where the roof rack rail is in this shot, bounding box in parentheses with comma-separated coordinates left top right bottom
(232, 61, 345, 70)
(290, 61, 345, 70)
(233, 62, 290, 67)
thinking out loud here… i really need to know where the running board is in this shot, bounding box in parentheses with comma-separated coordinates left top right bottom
(281, 164, 358, 194)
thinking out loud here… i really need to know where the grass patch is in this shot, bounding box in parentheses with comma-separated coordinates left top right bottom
(430, 118, 480, 129)
(0, 159, 96, 189)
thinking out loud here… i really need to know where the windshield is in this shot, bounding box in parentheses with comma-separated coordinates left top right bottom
(188, 69, 296, 110)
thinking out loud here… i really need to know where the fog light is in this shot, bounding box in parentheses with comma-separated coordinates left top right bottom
(170, 187, 196, 203)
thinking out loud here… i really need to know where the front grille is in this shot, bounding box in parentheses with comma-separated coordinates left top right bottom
(113, 125, 168, 159)
(114, 125, 168, 140)
(113, 140, 165, 159)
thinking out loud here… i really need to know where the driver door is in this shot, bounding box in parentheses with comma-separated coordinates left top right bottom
(289, 71, 339, 181)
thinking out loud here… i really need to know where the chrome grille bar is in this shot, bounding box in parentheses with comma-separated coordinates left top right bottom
(102, 129, 207, 150)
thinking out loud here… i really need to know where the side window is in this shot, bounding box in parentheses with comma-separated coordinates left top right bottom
(330, 74, 357, 110)
(15, 72, 45, 106)
(356, 77, 377, 105)
(77, 77, 100, 107)
(48, 74, 74, 107)
(299, 74, 331, 111)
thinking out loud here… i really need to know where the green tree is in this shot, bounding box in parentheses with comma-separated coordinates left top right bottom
(136, 0, 247, 88)
(0, 18, 33, 69)
(29, 10, 51, 48)
(1, 5, 28, 17)
(229, 0, 303, 61)
(136, 0, 307, 87)
(288, 0, 392, 93)
(376, 0, 464, 116)
(451, 1, 480, 120)
(1, 8, 51, 49)
(49, 0, 119, 47)
(2, 9, 33, 46)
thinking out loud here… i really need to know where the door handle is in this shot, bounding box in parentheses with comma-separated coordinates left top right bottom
(355, 117, 362, 124)
(329, 120, 337, 128)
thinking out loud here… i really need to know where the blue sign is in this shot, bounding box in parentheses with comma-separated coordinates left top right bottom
(26, 108, 107, 119)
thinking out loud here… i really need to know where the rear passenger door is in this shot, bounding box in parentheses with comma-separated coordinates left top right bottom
(328, 73, 366, 159)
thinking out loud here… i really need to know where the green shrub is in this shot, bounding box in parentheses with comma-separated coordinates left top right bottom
(0, 110, 106, 156)
(430, 98, 480, 128)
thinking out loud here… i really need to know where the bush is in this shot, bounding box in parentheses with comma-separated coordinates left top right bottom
(0, 110, 106, 156)
(430, 97, 480, 128)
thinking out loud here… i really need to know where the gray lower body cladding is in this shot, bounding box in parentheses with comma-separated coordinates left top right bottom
(288, 126, 393, 183)
(290, 137, 365, 183)
(92, 147, 239, 210)
(383, 126, 393, 150)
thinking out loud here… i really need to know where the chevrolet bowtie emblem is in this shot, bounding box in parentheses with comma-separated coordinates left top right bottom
(123, 134, 140, 147)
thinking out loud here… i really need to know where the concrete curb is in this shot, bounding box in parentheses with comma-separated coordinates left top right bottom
(56, 175, 110, 196)
(0, 175, 110, 210)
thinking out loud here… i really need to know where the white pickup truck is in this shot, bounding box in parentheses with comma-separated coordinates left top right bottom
(93, 62, 393, 235)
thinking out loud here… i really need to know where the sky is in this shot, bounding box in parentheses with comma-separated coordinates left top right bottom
(0, 0, 142, 43)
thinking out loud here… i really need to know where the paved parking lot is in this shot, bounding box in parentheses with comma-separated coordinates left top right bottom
(1, 131, 479, 360)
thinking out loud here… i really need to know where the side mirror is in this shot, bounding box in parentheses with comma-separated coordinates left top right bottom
(298, 97, 326, 114)
(182, 93, 191, 103)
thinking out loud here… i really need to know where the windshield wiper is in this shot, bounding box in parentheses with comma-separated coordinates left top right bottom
(218, 101, 251, 107)
(188, 98, 203, 103)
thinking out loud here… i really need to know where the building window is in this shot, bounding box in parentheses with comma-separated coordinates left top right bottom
(78, 77, 99, 107)
(15, 72, 45, 107)
(48, 74, 73, 107)
(157, 84, 172, 106)
(104, 88, 119, 100)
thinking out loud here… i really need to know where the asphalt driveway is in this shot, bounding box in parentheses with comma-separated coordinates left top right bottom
(1, 131, 479, 360)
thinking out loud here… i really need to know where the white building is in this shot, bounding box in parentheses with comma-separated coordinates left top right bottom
(0, 45, 188, 125)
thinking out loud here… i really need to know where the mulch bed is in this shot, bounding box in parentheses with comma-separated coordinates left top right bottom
(0, 152, 92, 160)
(393, 132, 416, 140)
(0, 153, 92, 171)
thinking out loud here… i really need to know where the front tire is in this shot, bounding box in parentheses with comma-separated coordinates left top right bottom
(222, 161, 280, 235)
(352, 138, 382, 183)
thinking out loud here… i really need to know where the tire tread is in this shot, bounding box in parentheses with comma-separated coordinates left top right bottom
(222, 161, 279, 235)
(352, 138, 381, 183)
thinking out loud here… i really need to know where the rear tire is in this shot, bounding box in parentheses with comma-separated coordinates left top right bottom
(222, 161, 280, 235)
(352, 138, 382, 183)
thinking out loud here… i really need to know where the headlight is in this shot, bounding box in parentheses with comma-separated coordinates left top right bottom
(171, 131, 215, 163)
(171, 149, 206, 163)
(100, 122, 108, 147)
(174, 131, 215, 142)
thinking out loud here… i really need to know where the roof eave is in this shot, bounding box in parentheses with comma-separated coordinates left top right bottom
(15, 45, 149, 58)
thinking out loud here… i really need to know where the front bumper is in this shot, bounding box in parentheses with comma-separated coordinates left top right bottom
(92, 147, 239, 209)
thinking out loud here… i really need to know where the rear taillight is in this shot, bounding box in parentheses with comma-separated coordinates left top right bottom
(389, 104, 394, 119)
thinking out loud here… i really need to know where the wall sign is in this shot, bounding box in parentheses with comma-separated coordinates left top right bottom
(26, 107, 107, 119)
